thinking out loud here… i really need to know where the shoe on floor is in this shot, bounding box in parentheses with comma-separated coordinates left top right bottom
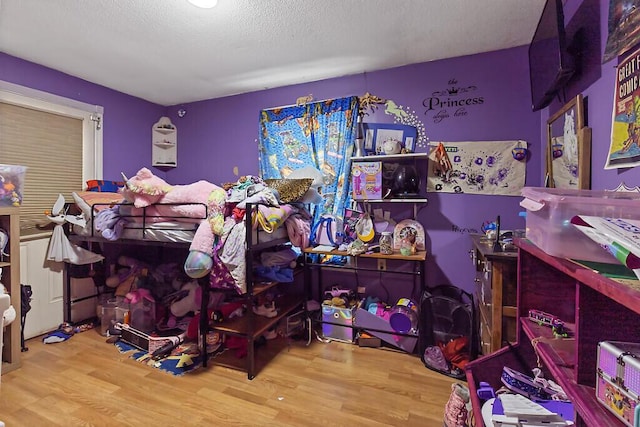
(253, 304, 278, 318)
(263, 329, 278, 340)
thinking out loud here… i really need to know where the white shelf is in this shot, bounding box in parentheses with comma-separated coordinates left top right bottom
(153, 127, 176, 135)
(153, 142, 175, 148)
(351, 152, 428, 161)
(152, 117, 177, 167)
(357, 198, 428, 203)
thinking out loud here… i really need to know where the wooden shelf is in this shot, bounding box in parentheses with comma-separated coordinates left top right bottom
(210, 295, 304, 338)
(466, 237, 638, 426)
(0, 206, 21, 375)
(303, 247, 426, 262)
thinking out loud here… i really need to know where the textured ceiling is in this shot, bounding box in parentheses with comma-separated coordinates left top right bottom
(0, 0, 546, 106)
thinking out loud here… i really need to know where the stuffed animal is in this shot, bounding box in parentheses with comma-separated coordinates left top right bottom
(119, 168, 227, 279)
(169, 281, 227, 318)
(106, 255, 150, 297)
(170, 281, 200, 318)
(0, 275, 16, 327)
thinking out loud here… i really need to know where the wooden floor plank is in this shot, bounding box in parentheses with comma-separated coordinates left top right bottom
(0, 329, 459, 426)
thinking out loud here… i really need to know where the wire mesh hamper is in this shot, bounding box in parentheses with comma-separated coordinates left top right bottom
(419, 284, 479, 379)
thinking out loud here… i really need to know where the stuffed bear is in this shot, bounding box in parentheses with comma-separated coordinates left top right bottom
(105, 255, 151, 297)
(119, 168, 227, 279)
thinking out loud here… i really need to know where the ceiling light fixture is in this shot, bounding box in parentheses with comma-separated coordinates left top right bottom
(188, 0, 218, 8)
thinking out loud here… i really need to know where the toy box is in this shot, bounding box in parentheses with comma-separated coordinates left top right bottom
(520, 187, 640, 262)
(321, 304, 354, 343)
(596, 373, 639, 427)
(353, 299, 418, 353)
(596, 341, 640, 426)
(351, 161, 382, 200)
(0, 164, 26, 207)
(597, 341, 640, 396)
(117, 323, 183, 354)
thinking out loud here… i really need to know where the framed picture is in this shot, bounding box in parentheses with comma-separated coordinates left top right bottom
(362, 123, 418, 155)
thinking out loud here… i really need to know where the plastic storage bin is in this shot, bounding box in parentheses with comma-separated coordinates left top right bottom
(520, 187, 640, 263)
(0, 164, 26, 207)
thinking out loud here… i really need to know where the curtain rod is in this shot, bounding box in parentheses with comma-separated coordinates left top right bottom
(265, 93, 378, 111)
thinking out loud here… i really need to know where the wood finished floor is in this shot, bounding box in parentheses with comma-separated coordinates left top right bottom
(0, 330, 456, 426)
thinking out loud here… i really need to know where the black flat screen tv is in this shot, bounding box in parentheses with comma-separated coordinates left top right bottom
(529, 0, 575, 112)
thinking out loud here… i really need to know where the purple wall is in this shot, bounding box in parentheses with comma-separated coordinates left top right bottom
(169, 45, 540, 291)
(0, 53, 165, 181)
(1, 0, 625, 295)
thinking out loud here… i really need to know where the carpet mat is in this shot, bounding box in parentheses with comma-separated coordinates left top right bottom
(114, 339, 224, 376)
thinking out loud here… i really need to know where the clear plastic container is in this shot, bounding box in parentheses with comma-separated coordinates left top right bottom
(520, 187, 640, 262)
(380, 232, 393, 255)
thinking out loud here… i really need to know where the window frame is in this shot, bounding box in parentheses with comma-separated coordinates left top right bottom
(0, 80, 103, 184)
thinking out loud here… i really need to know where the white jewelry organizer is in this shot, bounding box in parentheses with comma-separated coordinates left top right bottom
(152, 117, 177, 167)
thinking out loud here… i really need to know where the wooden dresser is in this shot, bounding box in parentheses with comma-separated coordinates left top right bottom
(470, 234, 518, 355)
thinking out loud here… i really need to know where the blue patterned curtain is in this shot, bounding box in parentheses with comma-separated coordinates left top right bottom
(258, 96, 358, 223)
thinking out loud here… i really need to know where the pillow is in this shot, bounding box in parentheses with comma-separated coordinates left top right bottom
(86, 179, 125, 192)
(72, 191, 124, 220)
(264, 178, 313, 203)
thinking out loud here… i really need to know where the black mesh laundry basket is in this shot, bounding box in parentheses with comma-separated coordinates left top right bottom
(419, 284, 478, 379)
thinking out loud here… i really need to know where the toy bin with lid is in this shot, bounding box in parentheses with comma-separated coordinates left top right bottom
(520, 187, 640, 263)
(321, 304, 354, 343)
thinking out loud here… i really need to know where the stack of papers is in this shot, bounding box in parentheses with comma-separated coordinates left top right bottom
(571, 215, 640, 280)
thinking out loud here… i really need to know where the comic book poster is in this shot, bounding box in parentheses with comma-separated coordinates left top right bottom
(605, 46, 640, 169)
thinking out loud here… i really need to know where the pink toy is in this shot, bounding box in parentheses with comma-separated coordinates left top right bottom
(119, 168, 227, 279)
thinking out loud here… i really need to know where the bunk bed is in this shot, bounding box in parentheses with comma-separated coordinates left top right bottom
(64, 172, 312, 379)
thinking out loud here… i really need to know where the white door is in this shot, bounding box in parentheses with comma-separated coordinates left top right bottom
(20, 237, 64, 339)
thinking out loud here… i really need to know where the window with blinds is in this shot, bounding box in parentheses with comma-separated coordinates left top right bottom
(0, 102, 83, 233)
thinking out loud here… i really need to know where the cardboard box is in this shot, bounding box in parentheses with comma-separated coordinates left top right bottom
(353, 300, 418, 353)
(351, 161, 382, 200)
(321, 304, 354, 343)
(520, 187, 640, 262)
(118, 323, 182, 354)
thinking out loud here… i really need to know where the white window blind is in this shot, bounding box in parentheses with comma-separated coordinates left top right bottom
(0, 102, 83, 233)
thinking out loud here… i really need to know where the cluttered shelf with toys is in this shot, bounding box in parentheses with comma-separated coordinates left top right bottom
(466, 238, 640, 426)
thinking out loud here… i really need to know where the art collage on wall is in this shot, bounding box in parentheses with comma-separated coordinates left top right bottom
(426, 140, 527, 196)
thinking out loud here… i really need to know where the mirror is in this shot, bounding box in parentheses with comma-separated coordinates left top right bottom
(546, 94, 591, 189)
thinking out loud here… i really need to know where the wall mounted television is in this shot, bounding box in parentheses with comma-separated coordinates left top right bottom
(529, 0, 575, 112)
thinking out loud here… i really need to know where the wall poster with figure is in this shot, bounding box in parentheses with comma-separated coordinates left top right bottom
(605, 45, 640, 169)
(426, 140, 527, 195)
